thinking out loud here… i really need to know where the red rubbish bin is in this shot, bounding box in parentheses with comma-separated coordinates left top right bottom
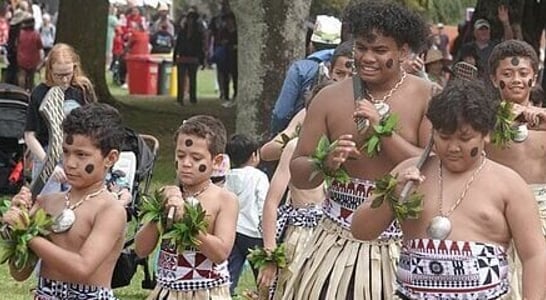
(126, 55, 160, 95)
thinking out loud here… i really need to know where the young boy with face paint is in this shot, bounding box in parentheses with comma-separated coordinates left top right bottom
(484, 39, 546, 298)
(135, 115, 238, 300)
(287, 2, 436, 299)
(3, 103, 127, 299)
(353, 80, 546, 299)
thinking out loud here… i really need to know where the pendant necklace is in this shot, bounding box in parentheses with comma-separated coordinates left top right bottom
(180, 180, 212, 206)
(427, 155, 487, 240)
(512, 124, 528, 143)
(354, 70, 407, 132)
(51, 186, 106, 234)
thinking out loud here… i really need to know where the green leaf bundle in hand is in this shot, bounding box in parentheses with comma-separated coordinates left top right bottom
(162, 201, 209, 253)
(0, 199, 10, 217)
(0, 208, 52, 271)
(362, 114, 398, 157)
(491, 101, 517, 147)
(309, 135, 350, 186)
(139, 189, 167, 233)
(371, 174, 423, 221)
(247, 244, 287, 269)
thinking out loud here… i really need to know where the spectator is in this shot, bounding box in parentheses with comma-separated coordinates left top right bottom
(269, 15, 341, 135)
(424, 48, 449, 87)
(5, 9, 28, 85)
(224, 134, 269, 296)
(173, 11, 206, 105)
(151, 3, 173, 36)
(39, 13, 55, 57)
(127, 22, 149, 56)
(433, 23, 450, 57)
(17, 14, 42, 91)
(150, 21, 173, 54)
(106, 5, 118, 67)
(219, 12, 237, 108)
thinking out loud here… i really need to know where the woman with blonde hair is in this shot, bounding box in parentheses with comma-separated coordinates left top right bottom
(24, 42, 97, 195)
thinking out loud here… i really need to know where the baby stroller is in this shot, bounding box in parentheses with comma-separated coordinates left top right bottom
(0, 83, 28, 195)
(110, 127, 160, 290)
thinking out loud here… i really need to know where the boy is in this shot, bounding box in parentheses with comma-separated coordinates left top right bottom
(352, 80, 546, 299)
(287, 1, 434, 298)
(224, 134, 269, 295)
(135, 115, 238, 299)
(3, 103, 127, 299)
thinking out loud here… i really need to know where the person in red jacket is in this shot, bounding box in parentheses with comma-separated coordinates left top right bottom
(17, 15, 42, 91)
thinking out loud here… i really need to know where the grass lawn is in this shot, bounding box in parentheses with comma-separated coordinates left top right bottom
(0, 69, 256, 299)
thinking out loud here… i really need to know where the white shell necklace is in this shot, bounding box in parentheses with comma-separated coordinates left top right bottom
(427, 155, 487, 240)
(51, 186, 106, 234)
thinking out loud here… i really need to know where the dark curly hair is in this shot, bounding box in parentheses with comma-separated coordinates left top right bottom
(343, 0, 429, 53)
(62, 103, 125, 156)
(174, 115, 227, 157)
(427, 79, 498, 135)
(488, 40, 539, 76)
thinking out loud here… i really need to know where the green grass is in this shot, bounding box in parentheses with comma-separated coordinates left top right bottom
(0, 68, 255, 299)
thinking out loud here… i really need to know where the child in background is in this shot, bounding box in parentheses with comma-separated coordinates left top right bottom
(135, 115, 238, 300)
(224, 134, 269, 295)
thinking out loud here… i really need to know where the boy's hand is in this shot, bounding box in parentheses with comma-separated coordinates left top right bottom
(396, 167, 425, 194)
(2, 206, 26, 227)
(354, 101, 382, 127)
(51, 165, 67, 183)
(162, 185, 185, 221)
(519, 105, 545, 128)
(11, 187, 32, 209)
(257, 263, 277, 288)
(324, 134, 360, 172)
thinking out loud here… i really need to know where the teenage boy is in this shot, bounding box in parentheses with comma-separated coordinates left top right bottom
(352, 79, 546, 300)
(135, 115, 238, 299)
(4, 103, 127, 299)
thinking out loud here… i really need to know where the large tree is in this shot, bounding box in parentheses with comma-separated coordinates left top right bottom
(230, 0, 312, 137)
(55, 0, 114, 105)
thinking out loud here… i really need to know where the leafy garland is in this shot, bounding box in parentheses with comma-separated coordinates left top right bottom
(371, 174, 423, 221)
(491, 101, 518, 147)
(362, 114, 398, 157)
(247, 244, 287, 269)
(139, 189, 168, 233)
(162, 201, 209, 253)
(309, 135, 351, 186)
(0, 208, 53, 271)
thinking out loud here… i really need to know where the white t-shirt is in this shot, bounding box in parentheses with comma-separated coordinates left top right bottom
(225, 166, 269, 238)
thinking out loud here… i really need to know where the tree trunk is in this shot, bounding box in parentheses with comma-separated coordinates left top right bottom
(55, 0, 116, 105)
(230, 0, 311, 137)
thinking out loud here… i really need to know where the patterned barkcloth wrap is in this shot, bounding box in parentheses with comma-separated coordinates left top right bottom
(280, 178, 401, 300)
(275, 203, 323, 240)
(508, 184, 546, 300)
(34, 277, 117, 300)
(149, 241, 230, 299)
(397, 239, 511, 300)
(271, 205, 323, 299)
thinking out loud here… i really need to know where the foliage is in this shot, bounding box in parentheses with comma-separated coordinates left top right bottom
(139, 189, 167, 233)
(491, 101, 517, 147)
(247, 244, 287, 269)
(309, 135, 351, 186)
(0, 209, 52, 271)
(362, 114, 398, 157)
(0, 199, 10, 217)
(162, 201, 209, 253)
(310, 0, 350, 18)
(371, 174, 423, 221)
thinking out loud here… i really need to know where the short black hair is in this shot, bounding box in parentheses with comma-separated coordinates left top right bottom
(174, 115, 227, 157)
(226, 134, 260, 168)
(62, 103, 125, 156)
(344, 0, 429, 53)
(427, 79, 498, 135)
(331, 40, 353, 67)
(488, 40, 539, 76)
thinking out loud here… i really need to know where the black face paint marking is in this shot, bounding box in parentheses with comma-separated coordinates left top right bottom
(470, 147, 479, 157)
(386, 59, 394, 69)
(185, 139, 193, 147)
(85, 164, 95, 174)
(65, 135, 73, 145)
(528, 79, 533, 88)
(511, 57, 519, 66)
(198, 164, 207, 172)
(499, 80, 506, 90)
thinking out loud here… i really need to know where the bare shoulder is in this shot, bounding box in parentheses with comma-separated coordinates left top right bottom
(210, 185, 238, 210)
(308, 79, 351, 111)
(405, 75, 436, 102)
(96, 192, 126, 220)
(485, 159, 528, 192)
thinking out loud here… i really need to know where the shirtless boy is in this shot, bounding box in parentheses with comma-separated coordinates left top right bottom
(4, 103, 127, 299)
(135, 115, 238, 299)
(352, 79, 546, 299)
(287, 1, 435, 298)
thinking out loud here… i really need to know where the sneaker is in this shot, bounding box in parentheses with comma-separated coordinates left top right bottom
(221, 101, 235, 108)
(121, 83, 128, 89)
